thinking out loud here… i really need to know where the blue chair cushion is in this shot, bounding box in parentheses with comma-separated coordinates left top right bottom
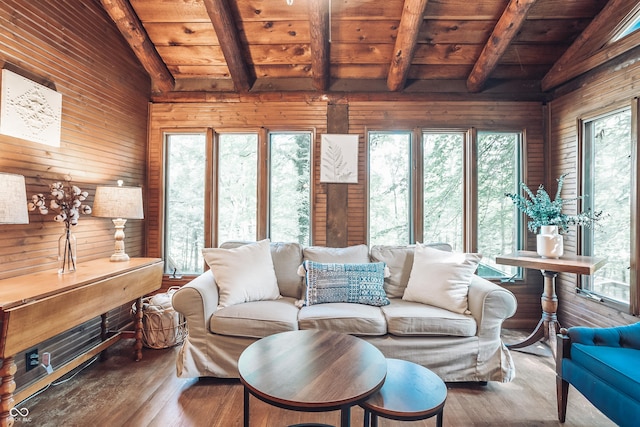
(570, 343, 640, 402)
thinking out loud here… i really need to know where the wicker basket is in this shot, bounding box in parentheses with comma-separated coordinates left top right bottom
(132, 286, 187, 349)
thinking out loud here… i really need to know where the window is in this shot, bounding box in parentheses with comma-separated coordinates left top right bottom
(217, 133, 258, 244)
(164, 133, 206, 275)
(368, 129, 523, 280)
(368, 132, 411, 246)
(269, 132, 312, 245)
(476, 132, 522, 279)
(581, 109, 632, 304)
(164, 130, 312, 275)
(612, 8, 640, 42)
(423, 132, 464, 250)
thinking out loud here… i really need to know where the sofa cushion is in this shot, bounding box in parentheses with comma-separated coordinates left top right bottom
(403, 244, 481, 314)
(370, 243, 452, 298)
(302, 261, 390, 307)
(203, 239, 281, 308)
(298, 303, 387, 336)
(570, 343, 640, 403)
(303, 244, 370, 263)
(381, 299, 476, 337)
(220, 241, 304, 299)
(210, 297, 299, 338)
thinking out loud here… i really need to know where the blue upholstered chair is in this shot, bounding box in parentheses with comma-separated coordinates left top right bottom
(556, 322, 640, 427)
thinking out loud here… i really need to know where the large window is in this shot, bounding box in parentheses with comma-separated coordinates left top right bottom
(164, 130, 312, 275)
(423, 132, 464, 250)
(269, 132, 312, 245)
(368, 129, 523, 280)
(368, 132, 411, 246)
(582, 109, 632, 304)
(217, 133, 258, 244)
(164, 133, 206, 275)
(476, 132, 522, 279)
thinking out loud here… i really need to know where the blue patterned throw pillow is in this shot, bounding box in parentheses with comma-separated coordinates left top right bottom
(303, 261, 390, 306)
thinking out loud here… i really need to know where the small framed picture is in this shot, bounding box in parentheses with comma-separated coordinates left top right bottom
(320, 134, 358, 183)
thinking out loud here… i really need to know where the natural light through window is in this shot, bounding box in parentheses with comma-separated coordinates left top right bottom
(217, 133, 258, 244)
(582, 109, 632, 304)
(164, 133, 206, 275)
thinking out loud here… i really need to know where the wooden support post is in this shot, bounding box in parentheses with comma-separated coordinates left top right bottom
(326, 104, 350, 247)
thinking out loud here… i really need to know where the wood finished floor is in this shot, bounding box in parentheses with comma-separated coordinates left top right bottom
(17, 330, 615, 427)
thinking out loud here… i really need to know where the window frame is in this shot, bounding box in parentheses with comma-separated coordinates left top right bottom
(162, 127, 314, 276)
(267, 130, 314, 246)
(577, 101, 639, 314)
(366, 126, 526, 282)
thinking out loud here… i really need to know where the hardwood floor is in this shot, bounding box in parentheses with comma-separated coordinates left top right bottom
(17, 331, 615, 427)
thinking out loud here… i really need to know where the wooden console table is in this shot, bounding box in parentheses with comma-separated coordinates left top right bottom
(496, 251, 605, 353)
(0, 257, 163, 427)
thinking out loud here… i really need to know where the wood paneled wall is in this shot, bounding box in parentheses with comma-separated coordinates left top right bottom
(148, 97, 545, 329)
(0, 0, 150, 395)
(547, 47, 640, 328)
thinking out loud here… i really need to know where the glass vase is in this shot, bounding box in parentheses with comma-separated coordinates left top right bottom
(58, 226, 77, 274)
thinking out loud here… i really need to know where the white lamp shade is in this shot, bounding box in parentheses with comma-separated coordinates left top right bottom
(0, 173, 29, 224)
(93, 185, 144, 219)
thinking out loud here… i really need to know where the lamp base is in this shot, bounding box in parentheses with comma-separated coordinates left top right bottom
(110, 252, 130, 262)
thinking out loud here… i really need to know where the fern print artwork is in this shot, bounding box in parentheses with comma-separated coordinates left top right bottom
(320, 134, 358, 183)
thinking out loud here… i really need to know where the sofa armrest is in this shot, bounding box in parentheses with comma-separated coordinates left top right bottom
(172, 270, 219, 337)
(567, 322, 640, 349)
(467, 275, 517, 338)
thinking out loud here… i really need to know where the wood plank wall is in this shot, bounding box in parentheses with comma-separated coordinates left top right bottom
(0, 0, 150, 396)
(548, 47, 640, 328)
(148, 98, 545, 329)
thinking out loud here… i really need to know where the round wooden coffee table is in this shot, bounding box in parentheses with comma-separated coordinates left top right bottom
(238, 329, 387, 427)
(360, 358, 447, 427)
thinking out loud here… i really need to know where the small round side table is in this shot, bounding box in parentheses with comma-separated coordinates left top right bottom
(360, 358, 447, 427)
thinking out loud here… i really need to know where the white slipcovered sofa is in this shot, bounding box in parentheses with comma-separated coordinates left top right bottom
(172, 240, 517, 382)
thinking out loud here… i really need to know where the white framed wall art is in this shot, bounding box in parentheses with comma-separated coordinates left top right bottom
(1, 69, 62, 147)
(320, 133, 358, 183)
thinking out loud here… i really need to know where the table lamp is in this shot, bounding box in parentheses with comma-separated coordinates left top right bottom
(0, 172, 29, 224)
(93, 180, 144, 261)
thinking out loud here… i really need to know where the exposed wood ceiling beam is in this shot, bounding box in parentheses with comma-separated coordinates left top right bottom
(541, 0, 638, 92)
(387, 0, 430, 92)
(203, 0, 253, 93)
(99, 0, 174, 93)
(466, 0, 538, 93)
(308, 0, 330, 91)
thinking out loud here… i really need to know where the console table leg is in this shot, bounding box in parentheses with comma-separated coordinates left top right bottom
(100, 313, 109, 361)
(0, 356, 16, 427)
(133, 297, 144, 361)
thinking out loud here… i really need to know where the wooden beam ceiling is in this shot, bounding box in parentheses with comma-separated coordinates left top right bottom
(466, 0, 538, 93)
(308, 0, 330, 91)
(99, 0, 174, 93)
(203, 0, 253, 93)
(387, 0, 430, 92)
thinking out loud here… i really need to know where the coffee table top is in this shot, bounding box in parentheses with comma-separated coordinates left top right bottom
(361, 358, 446, 420)
(238, 330, 387, 410)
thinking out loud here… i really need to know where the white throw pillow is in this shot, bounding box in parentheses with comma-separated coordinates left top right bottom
(202, 239, 281, 308)
(403, 245, 481, 314)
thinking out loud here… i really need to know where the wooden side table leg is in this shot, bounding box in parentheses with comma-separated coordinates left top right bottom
(133, 297, 144, 361)
(507, 269, 560, 351)
(0, 356, 17, 427)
